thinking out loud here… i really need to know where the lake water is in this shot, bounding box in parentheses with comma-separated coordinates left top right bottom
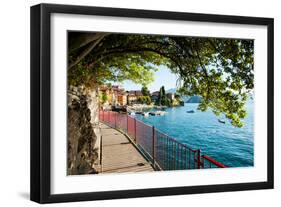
(135, 102, 254, 167)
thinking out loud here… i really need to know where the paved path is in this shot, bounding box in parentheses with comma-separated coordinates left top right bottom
(100, 123, 154, 173)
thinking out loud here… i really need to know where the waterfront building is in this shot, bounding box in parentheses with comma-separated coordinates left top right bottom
(166, 93, 175, 101)
(99, 85, 128, 107)
(127, 90, 143, 105)
(151, 91, 160, 103)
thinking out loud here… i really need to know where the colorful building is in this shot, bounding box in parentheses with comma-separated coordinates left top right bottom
(117, 92, 127, 106)
(127, 90, 143, 105)
(99, 85, 128, 107)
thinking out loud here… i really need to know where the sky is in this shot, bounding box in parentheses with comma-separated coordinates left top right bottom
(119, 65, 179, 92)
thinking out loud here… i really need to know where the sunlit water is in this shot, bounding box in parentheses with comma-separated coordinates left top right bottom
(135, 101, 254, 167)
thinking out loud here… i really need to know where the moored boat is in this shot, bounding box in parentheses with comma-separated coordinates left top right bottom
(142, 112, 149, 117)
(149, 111, 167, 116)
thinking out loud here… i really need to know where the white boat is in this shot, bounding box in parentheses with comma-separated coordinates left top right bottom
(154, 111, 166, 116)
(142, 112, 149, 117)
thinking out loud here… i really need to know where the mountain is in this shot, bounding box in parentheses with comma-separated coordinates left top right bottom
(186, 95, 202, 103)
(182, 96, 190, 102)
(166, 88, 177, 93)
(165, 88, 202, 103)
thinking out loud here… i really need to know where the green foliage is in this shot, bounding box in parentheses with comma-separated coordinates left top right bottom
(100, 92, 108, 104)
(141, 86, 150, 96)
(137, 96, 151, 105)
(68, 62, 93, 87)
(173, 93, 183, 106)
(174, 93, 181, 100)
(157, 86, 170, 106)
(68, 33, 254, 127)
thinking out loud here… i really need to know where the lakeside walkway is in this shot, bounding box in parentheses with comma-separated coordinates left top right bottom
(100, 122, 155, 173)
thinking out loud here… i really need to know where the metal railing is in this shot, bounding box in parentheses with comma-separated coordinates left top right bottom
(201, 155, 227, 168)
(99, 110, 226, 170)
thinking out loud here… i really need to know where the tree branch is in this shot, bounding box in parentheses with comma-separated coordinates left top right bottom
(68, 33, 109, 70)
(88, 46, 187, 77)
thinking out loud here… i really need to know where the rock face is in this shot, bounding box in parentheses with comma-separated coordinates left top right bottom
(67, 86, 100, 175)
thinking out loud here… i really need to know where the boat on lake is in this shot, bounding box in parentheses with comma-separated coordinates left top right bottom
(186, 110, 195, 113)
(149, 111, 166, 116)
(142, 112, 149, 117)
(155, 105, 167, 110)
(157, 111, 166, 116)
(218, 119, 226, 124)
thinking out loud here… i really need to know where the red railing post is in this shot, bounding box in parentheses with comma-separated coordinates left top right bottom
(197, 149, 201, 169)
(112, 112, 114, 126)
(127, 114, 129, 134)
(173, 142, 176, 170)
(189, 150, 191, 169)
(134, 118, 137, 143)
(178, 144, 181, 170)
(114, 112, 117, 128)
(152, 126, 155, 167)
(201, 155, 226, 168)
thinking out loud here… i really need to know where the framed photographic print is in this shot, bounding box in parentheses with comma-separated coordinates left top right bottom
(30, 3, 274, 203)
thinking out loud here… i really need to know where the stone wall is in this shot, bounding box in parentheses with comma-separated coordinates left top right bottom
(67, 86, 100, 175)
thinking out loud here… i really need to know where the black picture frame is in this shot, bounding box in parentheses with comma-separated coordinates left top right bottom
(30, 3, 274, 204)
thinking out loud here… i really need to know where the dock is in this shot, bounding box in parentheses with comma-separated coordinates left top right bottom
(100, 122, 154, 173)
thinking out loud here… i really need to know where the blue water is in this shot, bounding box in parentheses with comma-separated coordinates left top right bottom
(135, 102, 254, 167)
